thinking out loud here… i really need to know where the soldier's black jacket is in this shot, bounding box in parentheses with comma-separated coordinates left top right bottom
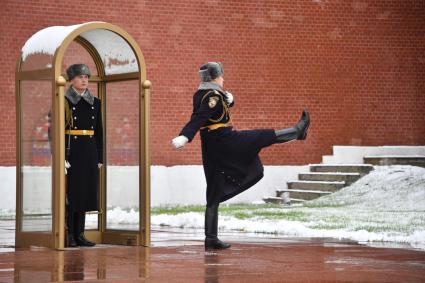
(65, 87, 103, 212)
(179, 88, 276, 206)
(180, 89, 233, 141)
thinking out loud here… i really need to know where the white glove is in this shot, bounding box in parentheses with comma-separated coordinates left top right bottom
(224, 91, 233, 105)
(98, 163, 103, 169)
(65, 160, 71, 175)
(172, 135, 189, 149)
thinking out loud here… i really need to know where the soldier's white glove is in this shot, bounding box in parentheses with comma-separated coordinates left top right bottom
(65, 160, 71, 175)
(98, 163, 103, 169)
(172, 135, 189, 149)
(224, 91, 233, 105)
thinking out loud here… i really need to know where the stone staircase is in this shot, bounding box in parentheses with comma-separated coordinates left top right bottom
(263, 164, 374, 205)
(263, 153, 425, 205)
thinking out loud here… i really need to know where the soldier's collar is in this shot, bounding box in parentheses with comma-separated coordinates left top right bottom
(65, 87, 94, 105)
(198, 81, 223, 91)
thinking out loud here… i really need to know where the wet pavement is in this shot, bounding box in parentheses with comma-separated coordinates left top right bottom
(0, 220, 424, 282)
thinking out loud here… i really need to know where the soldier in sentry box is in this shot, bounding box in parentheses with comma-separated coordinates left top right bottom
(172, 62, 310, 250)
(64, 64, 103, 247)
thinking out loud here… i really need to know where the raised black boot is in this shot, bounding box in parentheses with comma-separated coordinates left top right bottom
(204, 204, 231, 250)
(75, 212, 95, 247)
(295, 110, 310, 140)
(275, 110, 310, 143)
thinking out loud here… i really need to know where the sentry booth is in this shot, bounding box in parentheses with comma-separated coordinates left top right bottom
(15, 22, 151, 249)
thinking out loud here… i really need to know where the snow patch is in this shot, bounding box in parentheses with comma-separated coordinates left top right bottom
(22, 24, 85, 61)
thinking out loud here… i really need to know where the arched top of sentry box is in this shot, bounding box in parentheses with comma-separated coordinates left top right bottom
(18, 21, 145, 78)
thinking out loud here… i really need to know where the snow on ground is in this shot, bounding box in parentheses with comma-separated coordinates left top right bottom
(309, 165, 425, 210)
(2, 165, 424, 249)
(149, 165, 425, 249)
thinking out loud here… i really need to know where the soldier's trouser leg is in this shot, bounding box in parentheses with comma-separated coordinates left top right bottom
(274, 110, 310, 143)
(204, 203, 231, 250)
(75, 212, 95, 247)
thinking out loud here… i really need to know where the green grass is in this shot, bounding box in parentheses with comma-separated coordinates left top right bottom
(151, 203, 285, 215)
(303, 202, 345, 208)
(148, 204, 425, 235)
(151, 204, 310, 221)
(309, 223, 348, 230)
(151, 205, 205, 215)
(243, 210, 309, 221)
(352, 225, 406, 233)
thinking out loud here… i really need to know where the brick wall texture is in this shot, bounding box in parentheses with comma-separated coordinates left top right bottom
(1, 0, 424, 166)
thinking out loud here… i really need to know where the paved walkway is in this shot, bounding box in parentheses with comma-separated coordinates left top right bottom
(1, 220, 425, 282)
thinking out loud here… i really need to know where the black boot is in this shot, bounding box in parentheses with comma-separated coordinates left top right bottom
(67, 234, 78, 247)
(66, 207, 77, 247)
(275, 110, 310, 143)
(204, 204, 231, 250)
(75, 212, 95, 247)
(295, 110, 310, 140)
(274, 127, 298, 143)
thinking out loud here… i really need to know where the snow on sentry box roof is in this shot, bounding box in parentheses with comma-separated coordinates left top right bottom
(21, 22, 91, 61)
(20, 22, 139, 75)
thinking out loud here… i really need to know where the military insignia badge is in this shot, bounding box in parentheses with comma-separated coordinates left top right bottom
(208, 97, 219, 108)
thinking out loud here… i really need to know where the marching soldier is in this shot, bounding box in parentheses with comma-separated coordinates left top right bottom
(172, 62, 310, 250)
(65, 64, 103, 247)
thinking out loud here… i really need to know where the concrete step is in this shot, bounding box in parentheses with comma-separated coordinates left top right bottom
(276, 189, 332, 201)
(364, 156, 425, 168)
(310, 164, 374, 175)
(298, 172, 361, 185)
(287, 180, 345, 192)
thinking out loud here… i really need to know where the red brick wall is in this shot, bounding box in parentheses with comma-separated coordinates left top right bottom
(1, 0, 424, 166)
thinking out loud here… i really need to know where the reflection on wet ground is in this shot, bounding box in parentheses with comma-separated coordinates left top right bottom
(1, 239, 425, 282)
(1, 221, 425, 282)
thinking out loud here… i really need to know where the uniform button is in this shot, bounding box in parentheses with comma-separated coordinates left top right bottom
(72, 107, 76, 110)
(91, 126, 94, 129)
(74, 117, 77, 120)
(92, 116, 95, 119)
(91, 106, 94, 109)
(74, 126, 77, 129)
(74, 136, 78, 139)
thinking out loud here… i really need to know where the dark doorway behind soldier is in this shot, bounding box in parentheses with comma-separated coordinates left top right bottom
(172, 62, 310, 250)
(65, 64, 103, 247)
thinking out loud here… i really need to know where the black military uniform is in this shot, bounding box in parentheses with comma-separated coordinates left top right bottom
(65, 64, 103, 247)
(175, 62, 310, 250)
(180, 88, 276, 206)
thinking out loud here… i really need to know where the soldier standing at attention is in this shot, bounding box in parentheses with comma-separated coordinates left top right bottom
(65, 64, 103, 247)
(172, 62, 310, 250)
